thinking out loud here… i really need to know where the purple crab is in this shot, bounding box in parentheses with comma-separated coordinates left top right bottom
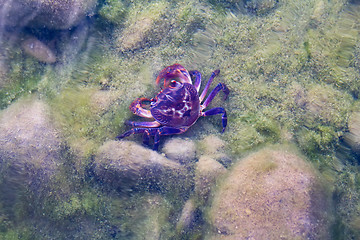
(116, 63, 229, 150)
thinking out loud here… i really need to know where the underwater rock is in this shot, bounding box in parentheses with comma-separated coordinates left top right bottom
(0, 98, 62, 194)
(162, 138, 197, 164)
(21, 36, 56, 63)
(109, 194, 173, 239)
(244, 0, 278, 15)
(134, 194, 173, 239)
(305, 84, 351, 128)
(94, 140, 188, 192)
(0, 0, 97, 29)
(194, 155, 226, 203)
(343, 111, 360, 155)
(176, 198, 197, 234)
(206, 146, 332, 240)
(198, 135, 232, 166)
(116, 1, 169, 51)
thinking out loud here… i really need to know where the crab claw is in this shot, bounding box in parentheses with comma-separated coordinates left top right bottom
(129, 98, 153, 118)
(156, 63, 192, 88)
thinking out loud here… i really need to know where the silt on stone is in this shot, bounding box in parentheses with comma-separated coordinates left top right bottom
(0, 98, 63, 197)
(94, 140, 190, 193)
(206, 146, 333, 240)
(194, 155, 227, 203)
(0, 0, 97, 30)
(162, 138, 197, 164)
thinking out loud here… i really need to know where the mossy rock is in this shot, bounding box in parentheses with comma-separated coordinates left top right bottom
(206, 145, 333, 239)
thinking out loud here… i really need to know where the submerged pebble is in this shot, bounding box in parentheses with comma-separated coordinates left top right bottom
(94, 140, 189, 192)
(176, 198, 197, 234)
(195, 155, 226, 203)
(162, 138, 197, 164)
(21, 37, 56, 63)
(0, 98, 63, 195)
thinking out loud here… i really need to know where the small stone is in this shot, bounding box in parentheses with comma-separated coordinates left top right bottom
(94, 140, 189, 192)
(201, 135, 225, 155)
(21, 37, 56, 63)
(115, 1, 169, 51)
(176, 198, 197, 233)
(162, 138, 196, 164)
(199, 135, 232, 167)
(195, 155, 226, 202)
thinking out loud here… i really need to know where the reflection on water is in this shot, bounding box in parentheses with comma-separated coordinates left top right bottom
(0, 0, 360, 239)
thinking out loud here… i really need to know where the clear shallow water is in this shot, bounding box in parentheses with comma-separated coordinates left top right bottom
(0, 0, 360, 239)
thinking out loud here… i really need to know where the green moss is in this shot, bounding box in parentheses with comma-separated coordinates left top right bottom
(306, 4, 360, 95)
(297, 127, 334, 154)
(99, 0, 127, 25)
(49, 189, 106, 220)
(0, 49, 45, 109)
(49, 87, 130, 157)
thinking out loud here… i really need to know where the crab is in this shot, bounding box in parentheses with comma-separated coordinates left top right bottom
(116, 63, 229, 150)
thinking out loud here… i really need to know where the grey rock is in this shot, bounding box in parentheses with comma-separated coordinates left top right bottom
(0, 0, 97, 29)
(176, 198, 197, 234)
(162, 138, 196, 164)
(0, 98, 62, 193)
(194, 155, 226, 203)
(94, 140, 189, 192)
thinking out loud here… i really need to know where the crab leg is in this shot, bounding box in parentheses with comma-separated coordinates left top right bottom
(125, 120, 161, 128)
(189, 70, 202, 92)
(116, 128, 149, 139)
(116, 126, 185, 150)
(153, 127, 185, 150)
(199, 69, 220, 102)
(202, 107, 227, 133)
(201, 83, 229, 109)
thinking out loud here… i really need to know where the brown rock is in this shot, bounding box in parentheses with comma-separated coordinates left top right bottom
(21, 36, 56, 63)
(207, 146, 333, 240)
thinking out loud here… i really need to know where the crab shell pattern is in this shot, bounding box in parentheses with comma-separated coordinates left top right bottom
(116, 63, 229, 150)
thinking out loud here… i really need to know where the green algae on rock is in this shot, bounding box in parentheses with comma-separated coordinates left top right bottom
(94, 140, 190, 193)
(0, 97, 63, 191)
(116, 1, 170, 52)
(0, 0, 97, 29)
(162, 138, 197, 164)
(206, 146, 333, 239)
(98, 0, 127, 25)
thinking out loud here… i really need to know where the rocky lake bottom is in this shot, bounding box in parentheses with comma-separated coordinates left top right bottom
(1, 0, 360, 239)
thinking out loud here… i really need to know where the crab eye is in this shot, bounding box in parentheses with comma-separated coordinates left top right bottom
(170, 80, 177, 88)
